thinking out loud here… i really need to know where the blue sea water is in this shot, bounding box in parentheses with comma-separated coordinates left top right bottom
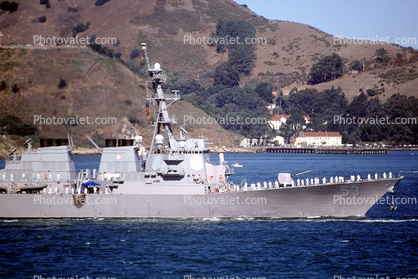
(1, 152, 417, 279)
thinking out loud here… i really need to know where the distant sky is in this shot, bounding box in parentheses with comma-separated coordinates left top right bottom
(233, 0, 418, 49)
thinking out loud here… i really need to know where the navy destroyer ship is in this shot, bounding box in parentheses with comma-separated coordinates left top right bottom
(0, 44, 403, 218)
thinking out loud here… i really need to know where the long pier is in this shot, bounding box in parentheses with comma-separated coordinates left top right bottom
(265, 147, 388, 154)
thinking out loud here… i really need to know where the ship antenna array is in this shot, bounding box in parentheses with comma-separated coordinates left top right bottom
(141, 43, 151, 70)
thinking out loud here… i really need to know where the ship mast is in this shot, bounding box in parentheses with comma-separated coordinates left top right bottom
(142, 43, 180, 153)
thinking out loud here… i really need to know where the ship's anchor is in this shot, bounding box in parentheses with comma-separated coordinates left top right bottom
(387, 193, 397, 211)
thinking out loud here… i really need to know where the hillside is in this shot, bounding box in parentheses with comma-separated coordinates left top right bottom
(0, 46, 240, 148)
(0, 0, 418, 149)
(1, 0, 417, 96)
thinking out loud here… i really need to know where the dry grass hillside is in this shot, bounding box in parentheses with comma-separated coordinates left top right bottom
(0, 47, 240, 148)
(3, 0, 415, 78)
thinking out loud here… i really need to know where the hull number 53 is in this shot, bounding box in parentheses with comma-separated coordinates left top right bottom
(341, 185, 360, 197)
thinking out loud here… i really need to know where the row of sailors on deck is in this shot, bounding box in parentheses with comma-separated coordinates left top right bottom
(2, 172, 59, 181)
(234, 172, 394, 191)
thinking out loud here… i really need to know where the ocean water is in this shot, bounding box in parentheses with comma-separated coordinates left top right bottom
(1, 152, 417, 279)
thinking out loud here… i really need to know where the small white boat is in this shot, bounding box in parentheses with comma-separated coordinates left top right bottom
(231, 162, 243, 167)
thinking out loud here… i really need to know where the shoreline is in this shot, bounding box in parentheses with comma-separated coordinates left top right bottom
(2, 146, 418, 159)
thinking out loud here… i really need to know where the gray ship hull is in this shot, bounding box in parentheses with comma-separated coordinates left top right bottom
(0, 178, 401, 219)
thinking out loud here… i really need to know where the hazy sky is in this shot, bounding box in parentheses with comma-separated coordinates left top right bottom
(234, 0, 418, 49)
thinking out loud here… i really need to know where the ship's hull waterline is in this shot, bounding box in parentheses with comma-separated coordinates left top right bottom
(0, 178, 401, 219)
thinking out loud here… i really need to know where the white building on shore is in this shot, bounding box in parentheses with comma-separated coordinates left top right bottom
(296, 131, 342, 147)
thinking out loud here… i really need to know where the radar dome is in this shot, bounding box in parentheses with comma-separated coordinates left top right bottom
(154, 63, 161, 70)
(155, 134, 164, 144)
(134, 135, 143, 143)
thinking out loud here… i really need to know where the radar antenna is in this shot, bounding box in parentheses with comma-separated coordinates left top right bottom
(143, 42, 181, 153)
(141, 43, 151, 70)
(8, 147, 17, 157)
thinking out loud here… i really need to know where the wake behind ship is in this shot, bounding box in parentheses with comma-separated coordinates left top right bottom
(0, 44, 403, 219)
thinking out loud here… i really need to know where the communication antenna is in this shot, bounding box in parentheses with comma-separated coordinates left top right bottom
(85, 135, 102, 153)
(8, 147, 17, 157)
(24, 138, 32, 151)
(128, 121, 141, 136)
(180, 125, 188, 135)
(63, 109, 74, 149)
(141, 43, 151, 69)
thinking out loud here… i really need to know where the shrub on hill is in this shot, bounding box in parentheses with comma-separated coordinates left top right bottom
(95, 0, 111, 6)
(1, 1, 19, 12)
(88, 35, 116, 59)
(72, 22, 90, 37)
(38, 16, 47, 23)
(0, 80, 6, 91)
(375, 48, 390, 64)
(0, 115, 38, 136)
(366, 89, 376, 96)
(308, 53, 344, 84)
(58, 79, 66, 89)
(350, 60, 362, 71)
(130, 49, 140, 59)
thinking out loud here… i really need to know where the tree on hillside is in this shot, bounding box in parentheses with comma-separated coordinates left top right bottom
(350, 60, 362, 71)
(213, 62, 240, 88)
(130, 49, 140, 59)
(95, 0, 110, 6)
(1, 1, 19, 12)
(375, 48, 390, 64)
(279, 113, 306, 144)
(346, 92, 368, 118)
(228, 43, 256, 75)
(0, 80, 6, 91)
(58, 79, 67, 89)
(0, 114, 37, 136)
(215, 19, 257, 75)
(308, 53, 344, 84)
(255, 82, 274, 103)
(72, 21, 90, 37)
(38, 16, 47, 23)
